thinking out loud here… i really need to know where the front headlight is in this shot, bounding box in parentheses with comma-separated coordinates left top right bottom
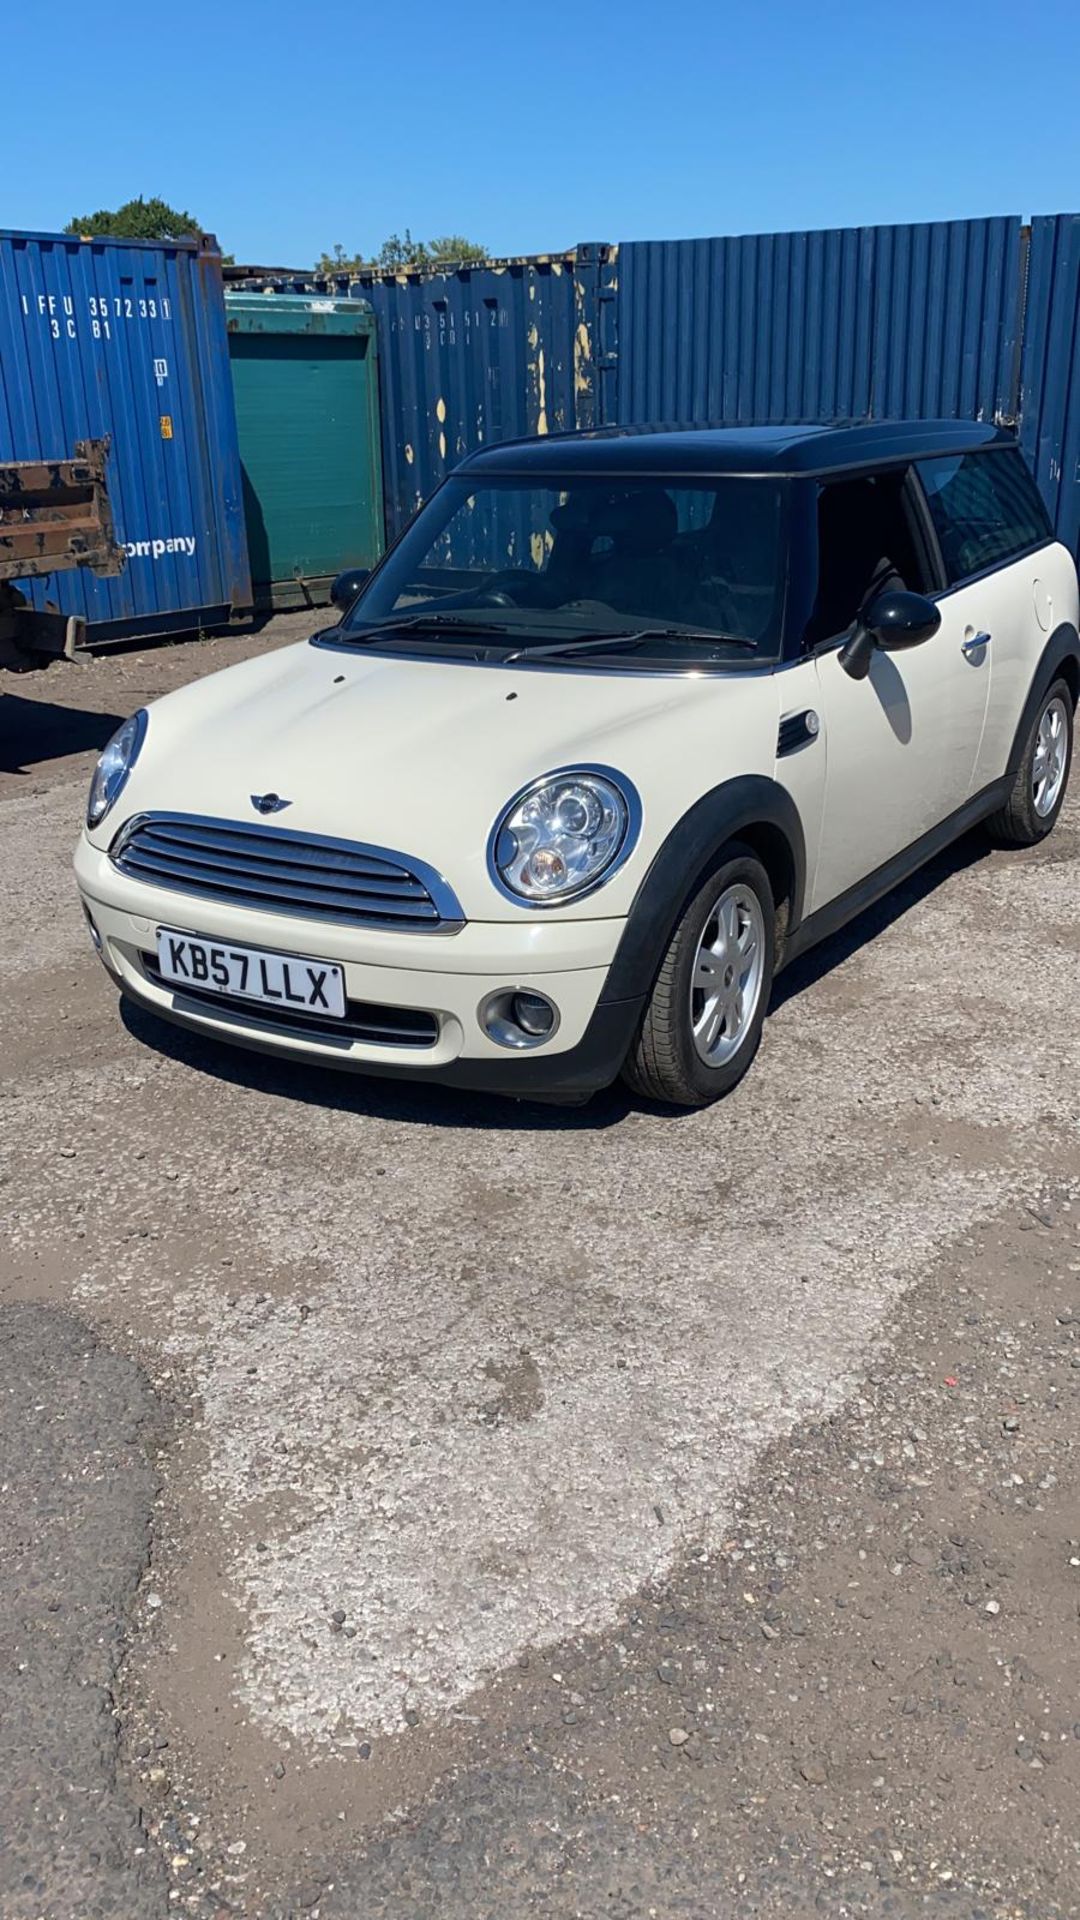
(489, 766, 640, 905)
(86, 710, 148, 830)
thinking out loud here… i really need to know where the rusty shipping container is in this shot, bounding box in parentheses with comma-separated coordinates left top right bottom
(345, 247, 616, 543)
(0, 228, 251, 637)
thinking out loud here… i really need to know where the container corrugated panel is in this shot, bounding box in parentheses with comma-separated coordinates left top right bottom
(614, 218, 1024, 429)
(1019, 214, 1080, 563)
(0, 229, 251, 634)
(351, 251, 610, 543)
(226, 294, 384, 608)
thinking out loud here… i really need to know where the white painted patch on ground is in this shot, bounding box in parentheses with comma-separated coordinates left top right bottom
(165, 1149, 1015, 1741)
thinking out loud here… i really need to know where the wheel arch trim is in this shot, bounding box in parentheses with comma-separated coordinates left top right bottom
(599, 774, 806, 1006)
(1007, 622, 1080, 776)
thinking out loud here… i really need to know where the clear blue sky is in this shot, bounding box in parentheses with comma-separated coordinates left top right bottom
(7, 0, 1080, 266)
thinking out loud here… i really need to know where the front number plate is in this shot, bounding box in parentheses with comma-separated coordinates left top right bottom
(156, 929, 347, 1018)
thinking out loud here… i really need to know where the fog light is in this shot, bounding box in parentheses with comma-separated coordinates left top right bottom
(512, 991, 555, 1036)
(479, 989, 561, 1050)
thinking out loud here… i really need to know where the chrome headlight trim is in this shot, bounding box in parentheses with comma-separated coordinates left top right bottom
(486, 763, 642, 908)
(86, 708, 148, 831)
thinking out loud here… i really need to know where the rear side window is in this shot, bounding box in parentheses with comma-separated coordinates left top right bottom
(917, 448, 1052, 584)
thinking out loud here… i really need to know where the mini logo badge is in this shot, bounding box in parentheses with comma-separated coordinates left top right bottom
(250, 792, 292, 815)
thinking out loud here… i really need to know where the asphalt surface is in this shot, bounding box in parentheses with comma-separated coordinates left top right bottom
(0, 1304, 166, 1920)
(2, 620, 1079, 1918)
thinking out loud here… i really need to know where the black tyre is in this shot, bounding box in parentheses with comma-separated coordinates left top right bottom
(986, 677, 1074, 847)
(621, 845, 776, 1108)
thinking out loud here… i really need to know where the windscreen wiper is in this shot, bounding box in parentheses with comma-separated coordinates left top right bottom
(343, 612, 517, 641)
(503, 627, 760, 663)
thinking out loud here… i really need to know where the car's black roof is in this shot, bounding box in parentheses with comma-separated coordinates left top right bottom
(457, 418, 1014, 480)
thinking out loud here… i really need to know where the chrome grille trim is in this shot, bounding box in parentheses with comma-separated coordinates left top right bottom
(109, 812, 465, 933)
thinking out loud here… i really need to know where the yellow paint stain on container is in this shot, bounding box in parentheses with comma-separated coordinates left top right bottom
(530, 531, 545, 568)
(435, 397, 447, 424)
(404, 443, 415, 465)
(536, 346, 548, 435)
(574, 322, 593, 396)
(438, 431, 447, 461)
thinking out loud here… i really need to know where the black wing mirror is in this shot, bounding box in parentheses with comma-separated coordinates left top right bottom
(838, 589, 941, 680)
(330, 567, 371, 613)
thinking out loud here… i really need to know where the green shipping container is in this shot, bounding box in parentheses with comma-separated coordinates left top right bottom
(226, 295, 384, 609)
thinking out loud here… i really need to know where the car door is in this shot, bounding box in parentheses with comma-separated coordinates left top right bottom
(916, 445, 1058, 791)
(804, 464, 991, 915)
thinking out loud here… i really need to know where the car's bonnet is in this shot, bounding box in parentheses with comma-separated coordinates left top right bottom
(93, 638, 772, 918)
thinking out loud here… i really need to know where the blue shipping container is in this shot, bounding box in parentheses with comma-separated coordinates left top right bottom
(0, 229, 251, 636)
(348, 249, 612, 542)
(613, 218, 1025, 430)
(1020, 213, 1080, 567)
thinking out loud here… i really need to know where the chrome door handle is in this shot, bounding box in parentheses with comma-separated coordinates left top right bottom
(962, 630, 991, 655)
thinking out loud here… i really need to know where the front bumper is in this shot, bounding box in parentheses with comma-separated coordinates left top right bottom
(75, 833, 642, 1098)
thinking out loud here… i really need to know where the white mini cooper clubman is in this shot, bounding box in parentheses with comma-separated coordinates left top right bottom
(75, 421, 1078, 1108)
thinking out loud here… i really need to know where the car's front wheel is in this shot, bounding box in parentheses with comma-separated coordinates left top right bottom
(986, 676, 1074, 846)
(622, 846, 775, 1108)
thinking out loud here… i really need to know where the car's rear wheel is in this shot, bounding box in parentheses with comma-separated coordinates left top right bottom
(622, 846, 775, 1107)
(986, 677, 1074, 846)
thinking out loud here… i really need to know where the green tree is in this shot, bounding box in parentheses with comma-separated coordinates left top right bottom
(376, 229, 429, 270)
(427, 235, 487, 265)
(315, 231, 487, 276)
(64, 196, 201, 241)
(314, 243, 368, 276)
(64, 196, 235, 264)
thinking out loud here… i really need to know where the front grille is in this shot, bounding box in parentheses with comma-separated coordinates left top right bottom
(110, 813, 464, 932)
(141, 953, 439, 1048)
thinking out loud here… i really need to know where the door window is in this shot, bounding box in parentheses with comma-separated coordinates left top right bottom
(917, 447, 1052, 585)
(803, 467, 929, 649)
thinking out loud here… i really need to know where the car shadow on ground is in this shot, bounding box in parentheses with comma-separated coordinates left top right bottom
(0, 694, 126, 776)
(119, 827, 998, 1133)
(119, 999, 637, 1134)
(770, 825, 992, 1009)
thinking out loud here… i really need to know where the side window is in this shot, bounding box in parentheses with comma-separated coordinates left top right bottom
(917, 448, 1052, 585)
(804, 466, 929, 649)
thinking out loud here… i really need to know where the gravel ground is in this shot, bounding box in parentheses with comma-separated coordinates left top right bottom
(1, 619, 1079, 1918)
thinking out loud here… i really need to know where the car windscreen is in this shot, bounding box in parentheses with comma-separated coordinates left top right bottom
(341, 475, 787, 665)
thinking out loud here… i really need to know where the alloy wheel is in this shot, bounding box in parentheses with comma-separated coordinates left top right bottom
(1033, 695, 1069, 817)
(689, 883, 767, 1067)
